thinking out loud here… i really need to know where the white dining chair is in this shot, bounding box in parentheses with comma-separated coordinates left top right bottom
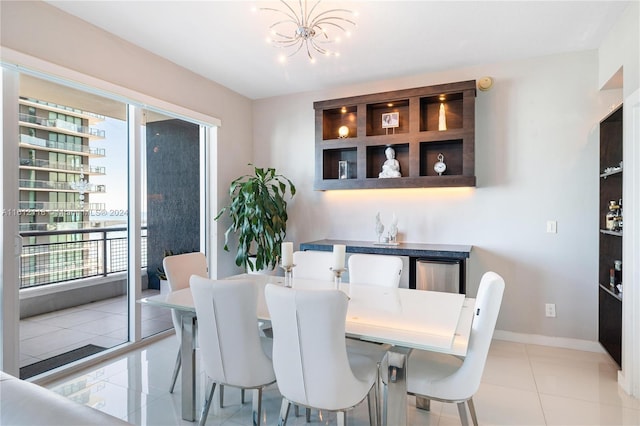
(190, 276, 276, 426)
(265, 284, 379, 426)
(405, 271, 505, 426)
(292, 250, 335, 282)
(162, 251, 208, 393)
(348, 254, 403, 288)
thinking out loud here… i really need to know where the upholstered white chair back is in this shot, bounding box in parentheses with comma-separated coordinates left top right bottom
(415, 271, 504, 401)
(292, 250, 335, 282)
(348, 253, 403, 288)
(163, 252, 208, 291)
(163, 252, 209, 340)
(190, 277, 275, 388)
(265, 284, 372, 410)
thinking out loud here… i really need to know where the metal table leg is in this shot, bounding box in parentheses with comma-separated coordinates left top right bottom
(181, 313, 197, 421)
(382, 347, 412, 426)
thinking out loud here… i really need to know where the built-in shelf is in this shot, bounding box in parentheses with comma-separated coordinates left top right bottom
(599, 168, 622, 178)
(599, 284, 622, 301)
(313, 80, 477, 190)
(598, 104, 623, 367)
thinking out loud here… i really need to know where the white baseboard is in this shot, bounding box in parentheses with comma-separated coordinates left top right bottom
(493, 329, 606, 353)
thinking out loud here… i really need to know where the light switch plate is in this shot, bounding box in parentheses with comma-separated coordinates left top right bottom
(546, 220, 557, 233)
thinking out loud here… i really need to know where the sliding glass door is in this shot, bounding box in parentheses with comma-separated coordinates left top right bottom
(1, 66, 212, 377)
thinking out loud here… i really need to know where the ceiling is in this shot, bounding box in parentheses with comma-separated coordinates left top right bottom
(45, 1, 630, 100)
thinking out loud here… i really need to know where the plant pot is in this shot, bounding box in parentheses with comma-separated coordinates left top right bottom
(160, 279, 170, 295)
(247, 257, 278, 276)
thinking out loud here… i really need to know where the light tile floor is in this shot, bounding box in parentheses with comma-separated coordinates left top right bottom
(43, 336, 640, 425)
(20, 290, 173, 369)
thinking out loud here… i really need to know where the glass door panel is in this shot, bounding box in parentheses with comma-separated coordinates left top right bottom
(17, 75, 130, 378)
(140, 109, 201, 338)
(5, 69, 210, 378)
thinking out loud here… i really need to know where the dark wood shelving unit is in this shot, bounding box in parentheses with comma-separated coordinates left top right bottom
(598, 104, 623, 366)
(313, 80, 477, 190)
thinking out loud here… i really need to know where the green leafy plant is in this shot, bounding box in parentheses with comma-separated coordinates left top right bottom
(215, 164, 296, 272)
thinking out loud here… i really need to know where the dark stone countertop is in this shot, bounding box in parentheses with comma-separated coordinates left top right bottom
(299, 239, 472, 260)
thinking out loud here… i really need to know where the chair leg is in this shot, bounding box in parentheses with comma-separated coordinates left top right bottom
(199, 381, 216, 426)
(457, 401, 470, 426)
(242, 388, 246, 404)
(278, 398, 291, 426)
(467, 398, 479, 426)
(219, 384, 225, 408)
(367, 383, 379, 426)
(306, 408, 311, 423)
(337, 410, 346, 426)
(415, 396, 431, 411)
(169, 348, 181, 393)
(252, 388, 262, 426)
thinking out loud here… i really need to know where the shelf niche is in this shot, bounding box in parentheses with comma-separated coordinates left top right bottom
(420, 93, 463, 132)
(366, 100, 410, 136)
(366, 144, 409, 179)
(322, 147, 357, 180)
(322, 106, 357, 140)
(420, 140, 464, 177)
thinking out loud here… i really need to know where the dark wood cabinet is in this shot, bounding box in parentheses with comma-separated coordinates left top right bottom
(598, 104, 623, 366)
(313, 80, 477, 190)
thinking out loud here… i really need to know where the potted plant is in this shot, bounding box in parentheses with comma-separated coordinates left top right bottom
(215, 164, 296, 272)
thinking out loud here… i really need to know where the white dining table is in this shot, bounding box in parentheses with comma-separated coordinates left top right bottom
(139, 273, 475, 425)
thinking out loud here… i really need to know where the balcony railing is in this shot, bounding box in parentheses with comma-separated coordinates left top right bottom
(19, 179, 106, 193)
(19, 134, 106, 156)
(20, 157, 106, 175)
(17, 201, 106, 211)
(19, 113, 106, 138)
(20, 227, 147, 289)
(20, 97, 106, 122)
(18, 221, 114, 232)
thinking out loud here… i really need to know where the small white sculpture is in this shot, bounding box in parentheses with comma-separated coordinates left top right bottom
(375, 212, 385, 243)
(438, 103, 447, 131)
(379, 147, 401, 178)
(388, 213, 398, 243)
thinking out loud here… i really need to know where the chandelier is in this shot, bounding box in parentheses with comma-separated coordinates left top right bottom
(260, 0, 356, 62)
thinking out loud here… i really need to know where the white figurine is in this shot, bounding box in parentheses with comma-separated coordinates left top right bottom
(375, 212, 385, 243)
(388, 213, 398, 242)
(378, 147, 401, 178)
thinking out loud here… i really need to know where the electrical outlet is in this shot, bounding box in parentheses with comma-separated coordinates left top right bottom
(546, 220, 557, 233)
(545, 303, 556, 317)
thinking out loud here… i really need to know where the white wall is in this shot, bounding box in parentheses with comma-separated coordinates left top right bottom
(253, 50, 622, 343)
(598, 1, 639, 95)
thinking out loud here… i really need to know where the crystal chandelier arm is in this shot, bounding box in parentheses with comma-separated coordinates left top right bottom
(309, 39, 329, 55)
(305, 0, 323, 25)
(305, 40, 315, 60)
(289, 40, 307, 57)
(313, 9, 355, 22)
(261, 7, 299, 24)
(271, 32, 299, 43)
(312, 16, 356, 29)
(267, 16, 300, 29)
(312, 21, 350, 36)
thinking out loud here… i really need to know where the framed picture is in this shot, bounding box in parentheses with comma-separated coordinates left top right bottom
(382, 112, 399, 128)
